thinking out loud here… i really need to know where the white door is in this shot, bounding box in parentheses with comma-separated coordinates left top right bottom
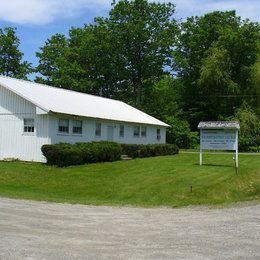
(107, 126, 114, 141)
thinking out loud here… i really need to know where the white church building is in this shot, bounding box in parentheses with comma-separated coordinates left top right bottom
(0, 76, 169, 162)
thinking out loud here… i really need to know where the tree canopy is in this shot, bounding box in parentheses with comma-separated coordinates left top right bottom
(173, 11, 259, 128)
(35, 0, 177, 108)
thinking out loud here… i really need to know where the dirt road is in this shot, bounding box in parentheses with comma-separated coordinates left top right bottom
(0, 198, 259, 259)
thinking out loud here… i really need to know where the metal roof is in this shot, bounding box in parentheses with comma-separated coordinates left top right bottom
(198, 121, 240, 129)
(0, 76, 169, 127)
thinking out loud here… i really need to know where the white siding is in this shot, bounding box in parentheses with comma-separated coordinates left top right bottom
(49, 114, 166, 145)
(0, 85, 50, 162)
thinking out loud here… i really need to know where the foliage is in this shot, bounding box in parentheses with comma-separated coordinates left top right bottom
(142, 75, 181, 118)
(121, 143, 178, 158)
(0, 154, 259, 207)
(41, 143, 84, 166)
(165, 116, 198, 148)
(35, 0, 177, 107)
(141, 76, 199, 148)
(173, 11, 259, 129)
(35, 34, 67, 86)
(41, 142, 122, 167)
(232, 106, 260, 151)
(248, 146, 260, 153)
(106, 0, 177, 107)
(76, 142, 122, 163)
(0, 27, 31, 79)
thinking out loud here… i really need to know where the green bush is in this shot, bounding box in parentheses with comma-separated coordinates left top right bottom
(41, 143, 84, 167)
(121, 144, 179, 158)
(76, 141, 122, 163)
(42, 141, 122, 167)
(165, 116, 198, 149)
(248, 146, 260, 153)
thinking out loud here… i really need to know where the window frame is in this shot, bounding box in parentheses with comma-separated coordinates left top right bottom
(133, 126, 140, 137)
(23, 118, 35, 134)
(58, 118, 69, 134)
(119, 125, 124, 138)
(95, 122, 102, 137)
(141, 126, 147, 137)
(157, 128, 161, 140)
(72, 119, 83, 135)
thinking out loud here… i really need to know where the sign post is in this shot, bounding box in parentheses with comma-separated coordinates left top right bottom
(235, 129, 238, 174)
(200, 129, 202, 165)
(198, 122, 240, 173)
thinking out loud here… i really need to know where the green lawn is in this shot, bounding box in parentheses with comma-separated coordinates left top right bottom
(0, 153, 259, 207)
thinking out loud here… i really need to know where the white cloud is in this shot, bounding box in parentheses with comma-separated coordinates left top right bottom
(0, 0, 258, 25)
(0, 0, 111, 25)
(174, 0, 260, 22)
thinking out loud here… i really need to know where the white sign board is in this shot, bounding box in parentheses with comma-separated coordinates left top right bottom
(199, 125, 239, 172)
(201, 129, 236, 150)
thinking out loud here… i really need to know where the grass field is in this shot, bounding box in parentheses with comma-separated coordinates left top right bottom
(0, 153, 259, 207)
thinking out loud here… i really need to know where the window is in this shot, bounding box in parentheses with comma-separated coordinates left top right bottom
(157, 128, 161, 140)
(72, 120, 82, 134)
(133, 126, 140, 137)
(95, 122, 101, 137)
(119, 125, 124, 137)
(141, 126, 147, 137)
(58, 119, 69, 133)
(24, 119, 34, 133)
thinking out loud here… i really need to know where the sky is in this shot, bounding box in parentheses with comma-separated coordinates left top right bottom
(0, 0, 259, 73)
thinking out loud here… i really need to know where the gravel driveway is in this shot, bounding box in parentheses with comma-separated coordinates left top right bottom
(0, 198, 259, 259)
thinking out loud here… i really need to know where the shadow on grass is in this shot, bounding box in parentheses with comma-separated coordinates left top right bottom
(194, 163, 234, 168)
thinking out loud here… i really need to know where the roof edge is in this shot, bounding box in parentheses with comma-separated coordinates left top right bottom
(50, 111, 169, 127)
(198, 121, 240, 129)
(0, 82, 50, 113)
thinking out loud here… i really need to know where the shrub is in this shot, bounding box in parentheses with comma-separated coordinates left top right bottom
(41, 143, 85, 167)
(121, 144, 179, 158)
(248, 146, 260, 153)
(76, 141, 122, 163)
(165, 116, 199, 149)
(42, 141, 122, 167)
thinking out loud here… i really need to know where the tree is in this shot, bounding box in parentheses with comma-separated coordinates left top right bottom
(35, 33, 67, 85)
(35, 0, 177, 108)
(247, 37, 260, 115)
(0, 27, 31, 79)
(233, 105, 260, 151)
(142, 75, 180, 118)
(107, 0, 177, 107)
(173, 11, 259, 128)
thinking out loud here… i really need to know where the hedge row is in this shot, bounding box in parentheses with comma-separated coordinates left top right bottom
(121, 143, 179, 158)
(41, 142, 179, 167)
(41, 141, 122, 167)
(248, 146, 260, 153)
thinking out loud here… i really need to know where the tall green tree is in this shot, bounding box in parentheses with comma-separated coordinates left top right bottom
(36, 0, 177, 108)
(107, 0, 177, 107)
(0, 27, 31, 79)
(56, 21, 120, 95)
(173, 11, 259, 128)
(35, 33, 67, 85)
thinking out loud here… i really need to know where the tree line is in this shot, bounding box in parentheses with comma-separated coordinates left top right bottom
(0, 0, 259, 150)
